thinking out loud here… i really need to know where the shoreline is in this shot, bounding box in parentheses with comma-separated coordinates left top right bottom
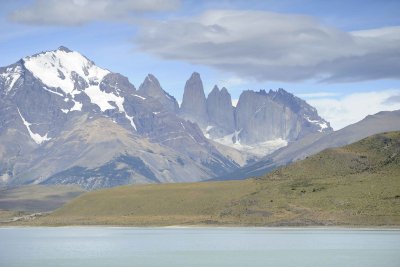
(1, 224, 400, 230)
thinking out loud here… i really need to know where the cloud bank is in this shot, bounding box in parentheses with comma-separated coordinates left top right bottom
(9, 0, 180, 25)
(9, 5, 400, 83)
(305, 89, 400, 130)
(135, 10, 400, 83)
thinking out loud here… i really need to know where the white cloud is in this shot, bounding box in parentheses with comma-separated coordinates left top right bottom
(306, 89, 400, 130)
(135, 10, 400, 83)
(296, 92, 341, 98)
(9, 0, 180, 25)
(217, 76, 246, 89)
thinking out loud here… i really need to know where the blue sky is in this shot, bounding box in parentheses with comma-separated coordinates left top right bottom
(1, 0, 400, 129)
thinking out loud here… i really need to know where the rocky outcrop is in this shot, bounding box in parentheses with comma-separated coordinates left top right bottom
(179, 72, 208, 126)
(268, 88, 330, 139)
(176, 72, 331, 157)
(235, 89, 331, 144)
(206, 85, 235, 138)
(235, 90, 298, 144)
(137, 74, 179, 113)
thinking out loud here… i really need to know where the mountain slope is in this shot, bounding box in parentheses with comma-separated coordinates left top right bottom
(216, 109, 400, 180)
(11, 116, 216, 189)
(30, 131, 400, 226)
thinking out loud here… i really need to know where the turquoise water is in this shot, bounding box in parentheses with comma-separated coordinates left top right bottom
(0, 227, 399, 267)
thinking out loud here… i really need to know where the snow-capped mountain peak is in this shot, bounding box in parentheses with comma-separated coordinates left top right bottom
(22, 46, 109, 95)
(17, 47, 138, 132)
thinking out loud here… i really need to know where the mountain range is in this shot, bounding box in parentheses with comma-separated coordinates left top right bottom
(0, 46, 396, 190)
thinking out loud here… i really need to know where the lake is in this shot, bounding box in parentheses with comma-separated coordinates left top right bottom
(0, 227, 399, 267)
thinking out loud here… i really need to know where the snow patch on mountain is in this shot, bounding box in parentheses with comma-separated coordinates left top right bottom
(84, 85, 137, 130)
(306, 116, 329, 132)
(134, 94, 146, 100)
(203, 126, 287, 157)
(70, 99, 82, 111)
(125, 114, 137, 131)
(0, 66, 22, 94)
(17, 108, 51, 144)
(203, 125, 214, 138)
(42, 86, 64, 97)
(84, 85, 124, 112)
(212, 132, 288, 156)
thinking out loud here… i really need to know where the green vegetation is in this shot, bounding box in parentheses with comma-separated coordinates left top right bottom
(16, 132, 400, 226)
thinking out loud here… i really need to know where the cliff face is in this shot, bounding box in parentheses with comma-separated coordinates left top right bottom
(235, 90, 299, 143)
(206, 86, 235, 138)
(179, 72, 208, 126)
(235, 89, 332, 144)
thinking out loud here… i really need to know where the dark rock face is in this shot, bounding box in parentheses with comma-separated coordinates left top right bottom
(138, 74, 179, 113)
(235, 90, 292, 143)
(179, 72, 208, 126)
(235, 90, 296, 143)
(206, 86, 235, 138)
(235, 89, 331, 144)
(268, 88, 330, 139)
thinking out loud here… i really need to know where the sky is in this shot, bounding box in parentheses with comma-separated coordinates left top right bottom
(1, 0, 400, 130)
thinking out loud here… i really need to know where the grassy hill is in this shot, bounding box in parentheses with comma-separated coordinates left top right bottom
(27, 131, 400, 226)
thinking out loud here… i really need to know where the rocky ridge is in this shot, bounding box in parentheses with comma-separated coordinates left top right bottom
(179, 74, 332, 155)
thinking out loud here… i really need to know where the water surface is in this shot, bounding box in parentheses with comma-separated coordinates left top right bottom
(0, 227, 399, 267)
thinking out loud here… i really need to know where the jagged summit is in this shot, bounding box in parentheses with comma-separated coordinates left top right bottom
(138, 73, 178, 112)
(210, 85, 220, 94)
(139, 74, 162, 91)
(206, 84, 235, 136)
(190, 72, 201, 80)
(180, 71, 208, 126)
(176, 72, 332, 154)
(220, 87, 229, 94)
(208, 85, 230, 97)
